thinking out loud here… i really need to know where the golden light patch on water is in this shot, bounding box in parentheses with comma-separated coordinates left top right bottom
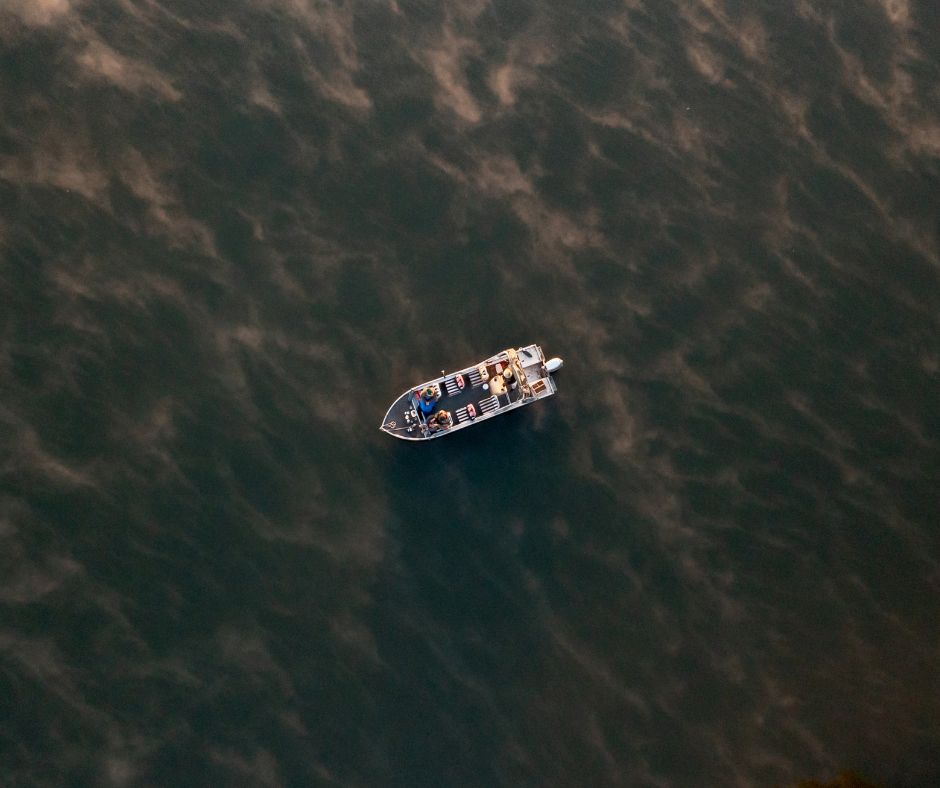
(0, 133, 109, 202)
(684, 39, 726, 85)
(424, 30, 483, 123)
(4, 0, 70, 27)
(880, 0, 911, 28)
(77, 39, 182, 101)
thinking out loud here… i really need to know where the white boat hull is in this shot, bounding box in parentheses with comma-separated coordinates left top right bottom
(379, 344, 560, 441)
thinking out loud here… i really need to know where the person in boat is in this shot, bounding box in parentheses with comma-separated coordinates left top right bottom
(428, 410, 452, 432)
(417, 385, 437, 415)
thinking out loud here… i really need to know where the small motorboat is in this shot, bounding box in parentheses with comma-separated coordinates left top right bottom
(380, 344, 563, 441)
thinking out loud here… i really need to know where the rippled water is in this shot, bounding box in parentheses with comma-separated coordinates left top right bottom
(2, 1, 939, 786)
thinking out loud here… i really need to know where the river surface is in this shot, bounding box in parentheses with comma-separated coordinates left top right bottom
(2, 1, 939, 786)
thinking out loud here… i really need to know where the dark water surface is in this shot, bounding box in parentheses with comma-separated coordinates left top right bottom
(2, 1, 939, 786)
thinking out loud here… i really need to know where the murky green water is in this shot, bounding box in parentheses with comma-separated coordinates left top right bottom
(2, 1, 938, 785)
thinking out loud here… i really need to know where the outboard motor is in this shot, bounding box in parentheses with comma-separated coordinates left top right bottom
(545, 357, 564, 374)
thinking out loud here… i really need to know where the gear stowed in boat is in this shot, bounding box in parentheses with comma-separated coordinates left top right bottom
(380, 344, 563, 441)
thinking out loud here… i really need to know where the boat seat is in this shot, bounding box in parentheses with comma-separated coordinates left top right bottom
(479, 396, 499, 414)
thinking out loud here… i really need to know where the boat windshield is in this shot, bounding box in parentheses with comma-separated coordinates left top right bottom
(506, 348, 532, 397)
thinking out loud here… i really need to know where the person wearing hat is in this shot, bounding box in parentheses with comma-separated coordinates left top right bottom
(418, 386, 437, 415)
